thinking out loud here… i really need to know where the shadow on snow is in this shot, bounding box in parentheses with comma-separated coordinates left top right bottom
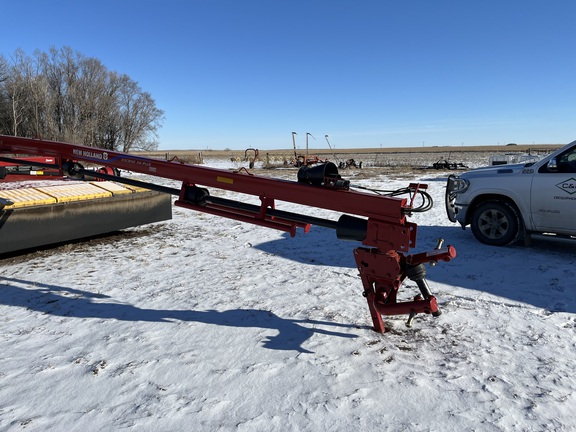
(254, 224, 576, 314)
(0, 276, 359, 354)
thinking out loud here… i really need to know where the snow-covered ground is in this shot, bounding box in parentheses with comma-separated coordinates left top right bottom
(1, 158, 575, 431)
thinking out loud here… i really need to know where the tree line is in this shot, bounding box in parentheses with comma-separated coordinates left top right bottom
(0, 47, 163, 152)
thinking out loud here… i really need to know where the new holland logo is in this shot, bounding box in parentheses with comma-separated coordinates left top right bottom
(556, 178, 576, 194)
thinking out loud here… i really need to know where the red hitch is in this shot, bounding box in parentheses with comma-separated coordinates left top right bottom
(355, 239, 457, 333)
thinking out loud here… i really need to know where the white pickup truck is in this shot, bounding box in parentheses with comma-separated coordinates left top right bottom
(445, 140, 576, 246)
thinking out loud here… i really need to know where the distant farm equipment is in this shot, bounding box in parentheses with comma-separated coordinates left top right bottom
(339, 158, 362, 169)
(422, 153, 468, 170)
(489, 153, 541, 166)
(290, 132, 327, 167)
(244, 148, 259, 169)
(430, 158, 468, 170)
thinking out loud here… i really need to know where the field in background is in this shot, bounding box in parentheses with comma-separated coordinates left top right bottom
(135, 143, 562, 170)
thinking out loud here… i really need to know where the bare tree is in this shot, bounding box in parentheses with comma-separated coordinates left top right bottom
(0, 55, 11, 132)
(0, 46, 163, 152)
(3, 49, 34, 136)
(116, 74, 164, 152)
(0, 55, 7, 82)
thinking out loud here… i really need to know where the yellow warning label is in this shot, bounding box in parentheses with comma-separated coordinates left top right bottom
(217, 176, 234, 185)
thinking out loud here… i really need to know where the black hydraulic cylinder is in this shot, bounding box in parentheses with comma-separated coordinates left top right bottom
(405, 263, 442, 317)
(335, 214, 368, 242)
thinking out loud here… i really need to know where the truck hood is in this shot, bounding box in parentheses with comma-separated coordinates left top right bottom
(460, 140, 576, 180)
(460, 162, 535, 179)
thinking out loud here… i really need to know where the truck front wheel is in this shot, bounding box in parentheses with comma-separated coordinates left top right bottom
(470, 200, 522, 246)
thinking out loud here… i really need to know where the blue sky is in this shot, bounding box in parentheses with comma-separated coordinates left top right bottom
(1, 1, 575, 150)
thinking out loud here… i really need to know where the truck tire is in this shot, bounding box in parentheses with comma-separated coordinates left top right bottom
(470, 200, 522, 246)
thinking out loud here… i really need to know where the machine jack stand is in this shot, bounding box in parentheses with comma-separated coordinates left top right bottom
(355, 241, 456, 333)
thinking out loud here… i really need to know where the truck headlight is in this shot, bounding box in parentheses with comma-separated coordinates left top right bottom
(447, 175, 469, 195)
(445, 175, 469, 222)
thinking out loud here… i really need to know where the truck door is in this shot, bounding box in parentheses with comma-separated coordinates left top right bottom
(530, 145, 576, 234)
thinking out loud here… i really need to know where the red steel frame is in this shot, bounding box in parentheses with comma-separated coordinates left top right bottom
(0, 156, 64, 181)
(0, 135, 456, 333)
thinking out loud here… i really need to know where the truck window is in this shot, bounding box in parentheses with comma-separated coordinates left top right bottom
(558, 147, 576, 173)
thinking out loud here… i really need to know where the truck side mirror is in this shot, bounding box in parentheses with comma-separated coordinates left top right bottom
(547, 157, 558, 172)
